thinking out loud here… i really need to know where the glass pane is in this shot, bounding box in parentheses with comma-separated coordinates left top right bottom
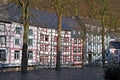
(14, 51, 20, 59)
(0, 36, 5, 43)
(28, 29, 33, 36)
(28, 39, 33, 46)
(0, 50, 6, 61)
(28, 51, 33, 59)
(15, 38, 20, 45)
(0, 24, 5, 32)
(16, 27, 21, 34)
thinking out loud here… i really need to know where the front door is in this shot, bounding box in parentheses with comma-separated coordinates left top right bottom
(88, 54, 92, 64)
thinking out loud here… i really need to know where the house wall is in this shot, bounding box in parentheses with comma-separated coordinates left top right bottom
(0, 22, 38, 64)
(109, 49, 120, 63)
(37, 27, 82, 66)
(85, 24, 112, 64)
(0, 21, 83, 67)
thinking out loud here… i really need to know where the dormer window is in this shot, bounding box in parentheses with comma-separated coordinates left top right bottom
(16, 27, 21, 34)
(73, 31, 75, 34)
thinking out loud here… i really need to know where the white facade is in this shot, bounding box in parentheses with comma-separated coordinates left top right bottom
(0, 22, 38, 65)
(0, 21, 83, 67)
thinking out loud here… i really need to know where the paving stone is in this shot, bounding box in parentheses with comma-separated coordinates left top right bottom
(0, 67, 104, 80)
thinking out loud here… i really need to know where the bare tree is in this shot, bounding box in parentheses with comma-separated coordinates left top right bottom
(19, 0, 30, 73)
(52, 0, 63, 71)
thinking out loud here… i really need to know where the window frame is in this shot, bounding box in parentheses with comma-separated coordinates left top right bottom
(78, 47, 81, 52)
(15, 27, 21, 34)
(15, 38, 20, 45)
(64, 46, 69, 52)
(45, 35, 49, 41)
(53, 46, 57, 52)
(73, 31, 75, 35)
(73, 55, 77, 61)
(28, 29, 33, 36)
(0, 36, 6, 44)
(40, 34, 44, 41)
(77, 56, 81, 61)
(0, 50, 6, 61)
(28, 39, 33, 46)
(45, 45, 48, 51)
(54, 36, 58, 42)
(14, 51, 20, 60)
(74, 39, 77, 44)
(0, 24, 5, 32)
(40, 45, 45, 51)
(64, 37, 69, 43)
(28, 51, 33, 60)
(78, 39, 81, 44)
(73, 46, 77, 52)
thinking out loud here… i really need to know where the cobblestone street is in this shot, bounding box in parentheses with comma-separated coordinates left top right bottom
(0, 67, 104, 80)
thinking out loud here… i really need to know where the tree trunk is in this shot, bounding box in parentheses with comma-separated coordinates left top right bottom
(53, 0, 63, 71)
(101, 19, 105, 67)
(101, 0, 107, 67)
(56, 13, 62, 71)
(19, 0, 30, 73)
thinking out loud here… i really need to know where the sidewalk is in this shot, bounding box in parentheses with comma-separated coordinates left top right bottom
(0, 67, 104, 80)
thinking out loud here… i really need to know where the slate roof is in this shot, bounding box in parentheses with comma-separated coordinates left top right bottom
(82, 17, 101, 27)
(110, 42, 120, 49)
(0, 3, 81, 31)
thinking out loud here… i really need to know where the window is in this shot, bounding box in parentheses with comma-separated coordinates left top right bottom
(0, 36, 6, 44)
(78, 47, 81, 52)
(78, 31, 80, 35)
(64, 37, 69, 43)
(73, 47, 77, 52)
(45, 35, 49, 41)
(0, 24, 5, 32)
(65, 31, 68, 34)
(114, 50, 118, 55)
(77, 56, 81, 61)
(40, 45, 44, 51)
(28, 51, 33, 59)
(74, 39, 77, 44)
(88, 42, 91, 45)
(28, 29, 33, 36)
(78, 39, 81, 44)
(73, 56, 81, 61)
(53, 46, 57, 52)
(28, 39, 33, 46)
(45, 45, 48, 51)
(40, 34, 44, 41)
(14, 51, 20, 60)
(73, 56, 77, 61)
(43, 28, 47, 32)
(0, 50, 6, 61)
(15, 38, 20, 45)
(73, 31, 75, 34)
(54, 36, 58, 42)
(64, 46, 69, 52)
(16, 27, 21, 34)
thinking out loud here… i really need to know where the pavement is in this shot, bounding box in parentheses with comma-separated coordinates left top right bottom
(0, 67, 104, 80)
